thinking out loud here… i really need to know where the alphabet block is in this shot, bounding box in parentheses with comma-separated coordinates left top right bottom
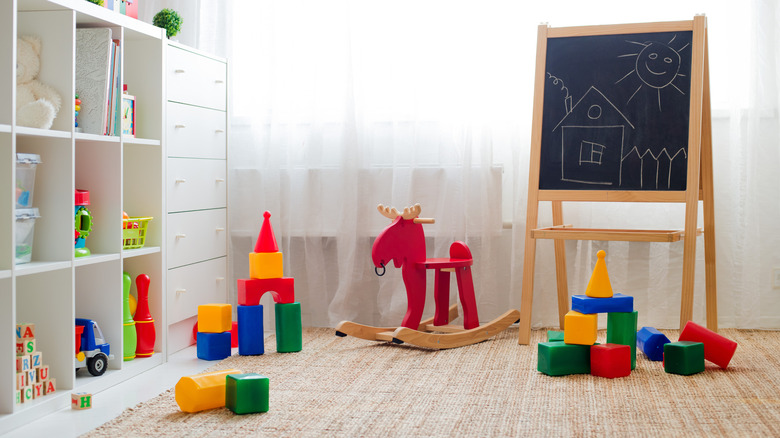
(174, 369, 243, 413)
(44, 378, 56, 395)
(30, 351, 42, 368)
(591, 343, 631, 378)
(607, 311, 638, 369)
(637, 327, 671, 361)
(275, 302, 302, 353)
(16, 355, 31, 372)
(537, 341, 592, 376)
(547, 330, 564, 342)
(226, 373, 270, 414)
(16, 323, 35, 339)
(15, 390, 21, 405)
(238, 305, 265, 356)
(26, 370, 37, 385)
(664, 341, 705, 375)
(237, 277, 295, 305)
(23, 386, 33, 402)
(563, 310, 597, 345)
(197, 303, 232, 333)
(16, 373, 25, 390)
(37, 365, 50, 381)
(196, 331, 232, 361)
(21, 339, 35, 355)
(571, 293, 633, 314)
(678, 321, 738, 369)
(249, 251, 283, 280)
(33, 382, 44, 398)
(71, 392, 92, 409)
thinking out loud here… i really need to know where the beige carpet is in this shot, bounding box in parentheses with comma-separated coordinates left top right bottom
(86, 327, 780, 437)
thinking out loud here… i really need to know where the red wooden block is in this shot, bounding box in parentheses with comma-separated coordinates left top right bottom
(679, 321, 737, 369)
(590, 343, 631, 379)
(237, 277, 294, 305)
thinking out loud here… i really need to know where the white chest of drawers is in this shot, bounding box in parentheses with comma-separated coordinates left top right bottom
(165, 42, 228, 352)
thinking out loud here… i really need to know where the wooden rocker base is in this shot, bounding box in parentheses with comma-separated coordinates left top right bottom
(335, 304, 520, 350)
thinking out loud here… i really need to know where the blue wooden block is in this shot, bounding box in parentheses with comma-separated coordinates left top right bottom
(196, 331, 232, 361)
(571, 293, 633, 314)
(238, 304, 265, 356)
(637, 326, 671, 361)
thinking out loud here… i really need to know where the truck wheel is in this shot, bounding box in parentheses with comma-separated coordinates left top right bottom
(87, 353, 108, 376)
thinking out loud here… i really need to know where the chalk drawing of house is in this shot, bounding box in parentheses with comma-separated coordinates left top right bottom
(553, 86, 634, 186)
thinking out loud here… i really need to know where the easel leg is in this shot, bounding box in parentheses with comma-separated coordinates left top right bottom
(701, 30, 718, 332)
(552, 201, 568, 330)
(518, 214, 539, 345)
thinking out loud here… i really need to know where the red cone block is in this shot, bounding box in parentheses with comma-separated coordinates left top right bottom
(254, 211, 279, 253)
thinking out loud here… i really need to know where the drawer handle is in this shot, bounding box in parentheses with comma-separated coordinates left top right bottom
(175, 124, 186, 129)
(215, 79, 224, 84)
(215, 277, 225, 281)
(175, 69, 186, 74)
(215, 129, 225, 133)
(175, 178, 187, 184)
(215, 178, 225, 183)
(215, 227, 225, 232)
(175, 288, 187, 294)
(176, 233, 187, 239)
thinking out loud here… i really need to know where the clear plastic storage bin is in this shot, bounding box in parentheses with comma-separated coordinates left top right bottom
(16, 153, 41, 209)
(15, 208, 40, 264)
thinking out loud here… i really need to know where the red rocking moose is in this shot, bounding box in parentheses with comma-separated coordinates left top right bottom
(336, 204, 520, 349)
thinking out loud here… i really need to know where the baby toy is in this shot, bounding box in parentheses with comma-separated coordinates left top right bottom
(16, 35, 62, 129)
(133, 274, 156, 357)
(74, 94, 81, 132)
(74, 190, 92, 257)
(336, 204, 520, 349)
(75, 318, 112, 377)
(122, 272, 136, 361)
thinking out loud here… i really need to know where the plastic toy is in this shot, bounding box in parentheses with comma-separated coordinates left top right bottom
(198, 303, 232, 333)
(606, 311, 638, 369)
(275, 302, 302, 353)
(226, 373, 270, 414)
(637, 327, 671, 361)
(585, 250, 613, 298)
(547, 330, 564, 342)
(71, 392, 92, 410)
(571, 293, 633, 314)
(336, 204, 520, 349)
(537, 342, 592, 376)
(678, 320, 737, 369)
(75, 318, 112, 376)
(175, 369, 243, 413)
(591, 344, 631, 378)
(74, 189, 92, 257)
(134, 274, 156, 357)
(74, 94, 81, 131)
(663, 341, 705, 375)
(237, 305, 264, 355)
(196, 332, 231, 361)
(563, 310, 597, 345)
(122, 272, 136, 361)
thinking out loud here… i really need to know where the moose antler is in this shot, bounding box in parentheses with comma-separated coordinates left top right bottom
(377, 203, 434, 223)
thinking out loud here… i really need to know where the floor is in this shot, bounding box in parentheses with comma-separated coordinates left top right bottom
(6, 345, 215, 437)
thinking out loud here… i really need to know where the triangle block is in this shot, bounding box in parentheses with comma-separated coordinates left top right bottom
(254, 211, 279, 253)
(585, 250, 613, 298)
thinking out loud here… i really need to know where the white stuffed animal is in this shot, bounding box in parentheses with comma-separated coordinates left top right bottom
(16, 35, 62, 129)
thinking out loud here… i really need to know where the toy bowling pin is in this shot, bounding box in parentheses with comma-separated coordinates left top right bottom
(122, 272, 137, 361)
(134, 274, 156, 357)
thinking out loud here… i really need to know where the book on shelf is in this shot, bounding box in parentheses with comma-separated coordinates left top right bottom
(75, 28, 112, 135)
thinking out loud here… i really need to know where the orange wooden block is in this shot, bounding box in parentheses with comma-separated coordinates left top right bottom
(197, 303, 233, 333)
(175, 369, 243, 413)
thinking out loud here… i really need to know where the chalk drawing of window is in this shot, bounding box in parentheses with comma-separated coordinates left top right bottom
(580, 141, 606, 165)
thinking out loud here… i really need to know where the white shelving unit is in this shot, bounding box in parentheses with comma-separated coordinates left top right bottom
(1, 0, 166, 433)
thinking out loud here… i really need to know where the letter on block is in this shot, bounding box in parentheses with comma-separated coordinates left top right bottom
(44, 378, 56, 395)
(678, 321, 738, 369)
(16, 355, 31, 372)
(237, 277, 295, 305)
(16, 323, 35, 339)
(37, 365, 49, 381)
(537, 342, 592, 376)
(238, 304, 265, 356)
(637, 327, 671, 361)
(275, 302, 302, 353)
(571, 293, 633, 314)
(249, 251, 284, 280)
(197, 303, 232, 333)
(175, 369, 243, 413)
(16, 372, 25, 390)
(664, 341, 705, 375)
(33, 382, 44, 398)
(23, 386, 33, 403)
(563, 310, 597, 345)
(71, 392, 92, 410)
(196, 331, 232, 361)
(591, 343, 631, 378)
(607, 311, 638, 370)
(226, 373, 270, 414)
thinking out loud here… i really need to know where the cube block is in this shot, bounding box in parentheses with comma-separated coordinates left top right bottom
(16, 323, 35, 339)
(571, 293, 633, 314)
(37, 365, 49, 381)
(591, 343, 631, 378)
(22, 386, 33, 403)
(44, 378, 56, 395)
(175, 369, 243, 413)
(71, 392, 92, 410)
(607, 311, 638, 369)
(226, 373, 270, 414)
(664, 341, 705, 375)
(637, 327, 671, 361)
(537, 342, 592, 376)
(30, 351, 42, 368)
(16, 338, 35, 356)
(237, 277, 295, 305)
(547, 330, 564, 342)
(196, 331, 232, 361)
(238, 304, 265, 356)
(678, 321, 737, 369)
(197, 303, 232, 333)
(249, 251, 283, 280)
(16, 373, 25, 390)
(16, 355, 31, 372)
(564, 310, 597, 345)
(275, 302, 302, 353)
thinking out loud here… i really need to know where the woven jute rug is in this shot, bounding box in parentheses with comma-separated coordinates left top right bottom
(85, 327, 780, 437)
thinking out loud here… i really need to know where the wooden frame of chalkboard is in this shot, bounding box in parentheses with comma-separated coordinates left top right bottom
(517, 16, 717, 345)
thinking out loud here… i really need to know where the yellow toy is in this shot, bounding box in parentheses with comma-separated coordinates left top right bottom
(175, 369, 242, 413)
(585, 250, 613, 298)
(563, 310, 597, 345)
(197, 303, 232, 333)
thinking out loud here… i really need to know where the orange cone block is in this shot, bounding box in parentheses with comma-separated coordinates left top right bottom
(175, 369, 243, 413)
(585, 250, 613, 298)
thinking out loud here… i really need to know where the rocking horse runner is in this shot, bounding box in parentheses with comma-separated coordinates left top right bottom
(335, 204, 520, 349)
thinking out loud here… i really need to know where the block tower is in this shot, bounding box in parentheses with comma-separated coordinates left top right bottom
(15, 324, 57, 405)
(236, 211, 302, 354)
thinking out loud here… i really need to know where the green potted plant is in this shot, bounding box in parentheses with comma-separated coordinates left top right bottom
(153, 9, 183, 39)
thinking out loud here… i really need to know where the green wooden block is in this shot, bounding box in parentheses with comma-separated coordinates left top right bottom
(537, 341, 591, 376)
(607, 311, 638, 370)
(664, 341, 705, 375)
(275, 302, 302, 353)
(547, 330, 564, 342)
(226, 373, 269, 414)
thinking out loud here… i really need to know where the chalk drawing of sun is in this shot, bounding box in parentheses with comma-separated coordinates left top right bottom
(615, 35, 689, 111)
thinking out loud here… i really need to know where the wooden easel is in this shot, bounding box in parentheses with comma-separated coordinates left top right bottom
(517, 16, 716, 345)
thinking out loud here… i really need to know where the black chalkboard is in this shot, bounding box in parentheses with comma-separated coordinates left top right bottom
(539, 31, 693, 191)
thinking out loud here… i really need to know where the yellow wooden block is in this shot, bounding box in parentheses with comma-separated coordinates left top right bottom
(197, 303, 233, 333)
(175, 369, 243, 413)
(564, 310, 598, 345)
(585, 250, 613, 298)
(249, 251, 283, 280)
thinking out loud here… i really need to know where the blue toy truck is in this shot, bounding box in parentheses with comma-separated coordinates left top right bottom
(75, 318, 113, 376)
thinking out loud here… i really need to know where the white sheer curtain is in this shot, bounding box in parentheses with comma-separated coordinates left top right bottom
(142, 0, 780, 329)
